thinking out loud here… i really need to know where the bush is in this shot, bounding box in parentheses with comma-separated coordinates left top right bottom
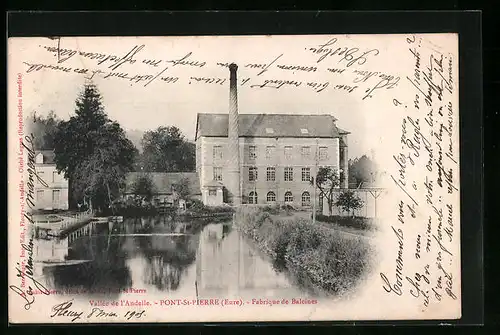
(188, 199, 206, 212)
(187, 200, 234, 215)
(261, 204, 281, 215)
(335, 190, 363, 217)
(235, 206, 373, 296)
(271, 226, 292, 270)
(112, 203, 160, 217)
(316, 214, 375, 231)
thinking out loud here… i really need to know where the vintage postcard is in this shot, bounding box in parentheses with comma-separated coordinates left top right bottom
(8, 34, 460, 323)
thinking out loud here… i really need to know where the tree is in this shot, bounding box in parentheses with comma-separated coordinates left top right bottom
(132, 174, 155, 202)
(140, 126, 195, 172)
(348, 155, 378, 187)
(335, 190, 364, 217)
(315, 167, 340, 216)
(25, 111, 62, 150)
(53, 83, 138, 211)
(174, 177, 191, 200)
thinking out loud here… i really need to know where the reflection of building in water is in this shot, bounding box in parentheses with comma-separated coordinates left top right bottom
(67, 222, 94, 244)
(196, 223, 291, 296)
(35, 237, 69, 263)
(129, 220, 200, 292)
(35, 221, 98, 263)
(144, 255, 183, 291)
(40, 220, 133, 296)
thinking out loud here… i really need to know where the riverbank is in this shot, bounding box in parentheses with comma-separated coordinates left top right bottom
(92, 203, 234, 224)
(235, 206, 375, 297)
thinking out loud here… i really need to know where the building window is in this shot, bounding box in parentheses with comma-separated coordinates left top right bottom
(249, 146, 257, 160)
(319, 147, 328, 160)
(52, 171, 58, 183)
(302, 191, 311, 207)
(284, 146, 293, 160)
(266, 167, 276, 181)
(213, 146, 223, 160)
(213, 167, 222, 181)
(301, 146, 311, 159)
(209, 189, 217, 196)
(38, 171, 45, 184)
(36, 154, 44, 164)
(302, 167, 311, 182)
(249, 167, 258, 181)
(266, 191, 276, 203)
(52, 190, 60, 204)
(266, 146, 275, 159)
(36, 190, 44, 202)
(248, 191, 258, 204)
(284, 167, 293, 181)
(284, 191, 293, 203)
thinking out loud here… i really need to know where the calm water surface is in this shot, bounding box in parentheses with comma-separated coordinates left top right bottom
(35, 216, 312, 301)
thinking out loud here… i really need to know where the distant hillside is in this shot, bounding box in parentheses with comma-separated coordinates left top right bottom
(126, 129, 145, 152)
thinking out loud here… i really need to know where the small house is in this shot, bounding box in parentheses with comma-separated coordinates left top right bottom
(124, 172, 201, 207)
(34, 150, 69, 210)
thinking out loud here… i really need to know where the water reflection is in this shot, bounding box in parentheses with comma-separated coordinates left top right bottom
(195, 223, 298, 299)
(35, 216, 307, 300)
(136, 234, 197, 291)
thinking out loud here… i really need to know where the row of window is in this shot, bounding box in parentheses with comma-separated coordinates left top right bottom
(213, 167, 312, 182)
(36, 189, 61, 202)
(213, 145, 329, 161)
(248, 191, 311, 206)
(37, 171, 62, 183)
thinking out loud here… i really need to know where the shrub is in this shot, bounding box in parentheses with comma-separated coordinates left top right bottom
(235, 206, 373, 296)
(188, 199, 206, 212)
(131, 174, 156, 202)
(316, 214, 375, 231)
(335, 190, 364, 217)
(261, 204, 281, 215)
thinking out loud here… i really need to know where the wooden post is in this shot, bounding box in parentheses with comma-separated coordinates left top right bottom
(312, 180, 316, 225)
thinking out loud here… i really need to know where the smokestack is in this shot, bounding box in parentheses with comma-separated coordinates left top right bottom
(227, 63, 241, 205)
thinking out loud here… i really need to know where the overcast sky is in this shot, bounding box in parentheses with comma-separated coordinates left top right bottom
(8, 34, 456, 160)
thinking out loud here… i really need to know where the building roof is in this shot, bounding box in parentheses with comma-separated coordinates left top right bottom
(349, 181, 384, 189)
(338, 127, 350, 135)
(35, 150, 56, 164)
(195, 113, 344, 139)
(125, 172, 201, 195)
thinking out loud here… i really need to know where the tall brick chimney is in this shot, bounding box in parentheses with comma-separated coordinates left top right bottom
(227, 63, 241, 205)
(340, 133, 349, 189)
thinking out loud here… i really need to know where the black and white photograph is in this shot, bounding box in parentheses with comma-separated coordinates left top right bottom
(8, 33, 461, 323)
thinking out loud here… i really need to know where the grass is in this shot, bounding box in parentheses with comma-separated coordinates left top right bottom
(316, 214, 377, 232)
(235, 206, 375, 297)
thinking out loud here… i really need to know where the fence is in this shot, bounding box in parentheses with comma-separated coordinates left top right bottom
(35, 209, 94, 231)
(58, 209, 94, 230)
(324, 188, 387, 218)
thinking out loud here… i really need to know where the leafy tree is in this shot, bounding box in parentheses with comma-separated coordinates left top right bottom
(315, 167, 340, 216)
(335, 190, 364, 217)
(173, 177, 190, 200)
(53, 83, 138, 211)
(140, 126, 195, 172)
(132, 174, 156, 202)
(25, 111, 62, 150)
(348, 155, 378, 187)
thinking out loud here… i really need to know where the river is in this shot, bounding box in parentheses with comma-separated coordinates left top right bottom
(33, 216, 316, 301)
